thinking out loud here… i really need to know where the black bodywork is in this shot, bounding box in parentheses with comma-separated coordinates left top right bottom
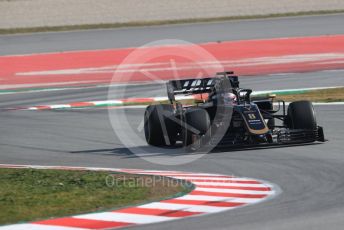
(144, 71, 325, 149)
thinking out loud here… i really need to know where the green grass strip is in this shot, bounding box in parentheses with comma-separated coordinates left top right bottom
(274, 87, 344, 102)
(0, 168, 191, 225)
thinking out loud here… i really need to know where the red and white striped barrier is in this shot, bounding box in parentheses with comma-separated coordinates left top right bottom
(17, 95, 202, 111)
(14, 86, 344, 111)
(0, 164, 278, 230)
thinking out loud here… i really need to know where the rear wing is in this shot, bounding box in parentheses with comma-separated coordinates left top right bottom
(166, 71, 239, 102)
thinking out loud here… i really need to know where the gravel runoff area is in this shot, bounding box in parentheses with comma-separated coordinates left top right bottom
(1, 0, 344, 29)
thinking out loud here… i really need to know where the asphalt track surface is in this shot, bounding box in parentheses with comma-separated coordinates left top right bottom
(1, 14, 344, 55)
(1, 15, 344, 230)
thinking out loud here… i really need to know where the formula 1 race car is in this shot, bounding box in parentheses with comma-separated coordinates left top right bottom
(144, 71, 325, 150)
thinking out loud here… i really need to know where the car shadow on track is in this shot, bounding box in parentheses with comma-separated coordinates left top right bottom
(70, 144, 197, 158)
(70, 142, 324, 158)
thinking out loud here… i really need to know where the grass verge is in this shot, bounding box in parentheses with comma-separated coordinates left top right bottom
(1, 10, 344, 35)
(275, 87, 344, 102)
(0, 168, 192, 225)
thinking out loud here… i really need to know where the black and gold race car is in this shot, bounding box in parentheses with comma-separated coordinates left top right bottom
(144, 71, 325, 151)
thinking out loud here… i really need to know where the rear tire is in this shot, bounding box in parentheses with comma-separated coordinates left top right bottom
(286, 101, 317, 129)
(144, 104, 177, 146)
(182, 108, 211, 149)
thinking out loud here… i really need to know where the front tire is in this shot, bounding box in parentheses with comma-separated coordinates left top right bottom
(286, 100, 317, 129)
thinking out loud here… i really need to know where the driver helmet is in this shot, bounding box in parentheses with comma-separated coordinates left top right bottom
(223, 92, 237, 105)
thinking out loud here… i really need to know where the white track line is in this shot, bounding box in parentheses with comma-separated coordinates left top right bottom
(74, 212, 175, 224)
(192, 181, 268, 187)
(175, 195, 262, 203)
(0, 224, 84, 230)
(140, 202, 232, 213)
(194, 187, 274, 195)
